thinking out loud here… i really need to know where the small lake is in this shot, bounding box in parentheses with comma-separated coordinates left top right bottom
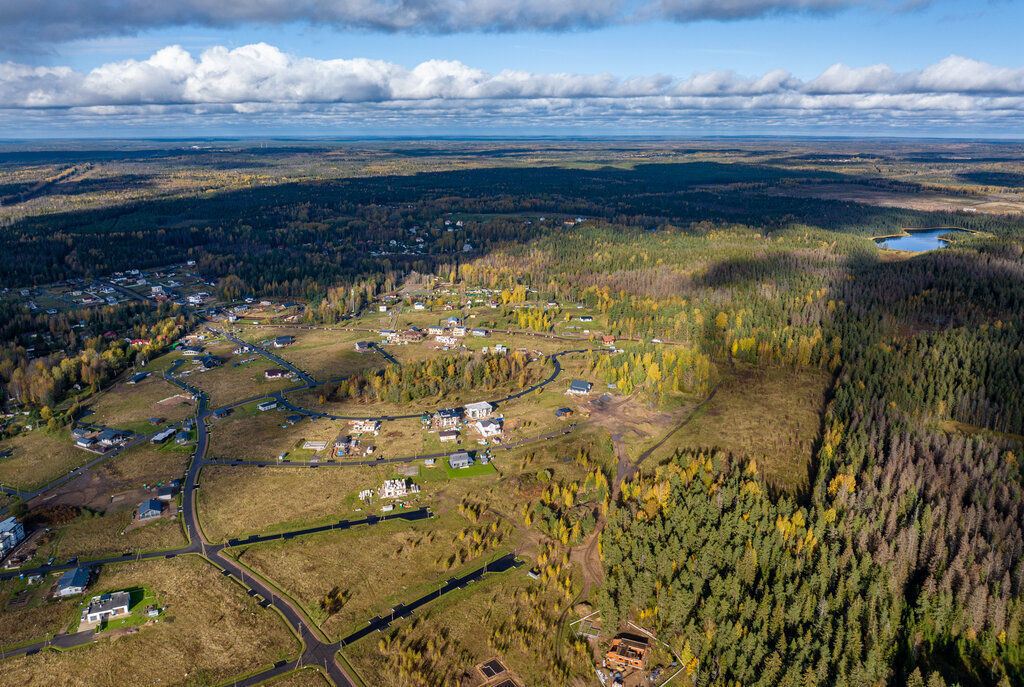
(875, 228, 971, 252)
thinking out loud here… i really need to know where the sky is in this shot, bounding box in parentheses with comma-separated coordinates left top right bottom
(1, 0, 1022, 137)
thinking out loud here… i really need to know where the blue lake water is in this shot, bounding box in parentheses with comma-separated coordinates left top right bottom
(875, 228, 971, 252)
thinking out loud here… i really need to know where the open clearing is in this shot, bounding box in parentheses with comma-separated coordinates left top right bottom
(1, 556, 300, 686)
(182, 340, 299, 405)
(207, 411, 345, 462)
(197, 464, 390, 542)
(82, 375, 193, 435)
(56, 508, 186, 561)
(238, 326, 384, 381)
(233, 508, 513, 639)
(94, 443, 190, 487)
(340, 566, 586, 687)
(0, 430, 93, 491)
(0, 577, 79, 649)
(645, 364, 831, 491)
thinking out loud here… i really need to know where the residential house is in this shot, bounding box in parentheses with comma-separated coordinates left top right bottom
(424, 458, 436, 467)
(463, 401, 493, 420)
(0, 517, 25, 557)
(448, 451, 474, 470)
(555, 407, 574, 419)
(354, 341, 372, 353)
(451, 326, 467, 337)
(471, 328, 488, 337)
(96, 429, 129, 449)
(151, 428, 175, 444)
(264, 369, 286, 380)
(157, 487, 175, 501)
(285, 415, 303, 425)
(379, 479, 420, 499)
(257, 400, 278, 412)
(351, 419, 381, 434)
(413, 302, 426, 310)
(433, 408, 460, 429)
(475, 418, 503, 438)
(567, 380, 593, 396)
(212, 408, 229, 419)
(138, 499, 163, 520)
(605, 636, 650, 671)
(57, 567, 90, 596)
(402, 327, 425, 343)
(174, 431, 191, 445)
(273, 335, 295, 348)
(200, 354, 220, 370)
(181, 346, 203, 356)
(579, 315, 593, 322)
(85, 591, 131, 624)
(427, 325, 445, 336)
(439, 429, 460, 443)
(601, 334, 615, 345)
(126, 372, 150, 385)
(75, 435, 97, 449)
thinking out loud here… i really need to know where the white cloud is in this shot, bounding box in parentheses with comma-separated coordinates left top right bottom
(0, 0, 929, 46)
(0, 45, 1022, 134)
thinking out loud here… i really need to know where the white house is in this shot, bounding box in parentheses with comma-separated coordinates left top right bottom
(475, 418, 503, 438)
(0, 517, 25, 557)
(379, 479, 420, 499)
(85, 591, 131, 624)
(463, 401, 493, 420)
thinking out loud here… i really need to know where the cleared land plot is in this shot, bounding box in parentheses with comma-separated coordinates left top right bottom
(0, 430, 94, 491)
(1, 556, 300, 686)
(180, 341, 298, 406)
(207, 412, 344, 462)
(646, 364, 831, 491)
(238, 327, 384, 381)
(233, 509, 511, 639)
(82, 375, 193, 435)
(56, 508, 185, 561)
(94, 443, 190, 487)
(0, 577, 80, 649)
(341, 567, 578, 687)
(197, 464, 391, 543)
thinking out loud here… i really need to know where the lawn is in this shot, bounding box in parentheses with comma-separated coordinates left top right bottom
(1, 556, 301, 686)
(196, 464, 390, 543)
(0, 429, 94, 491)
(56, 508, 186, 561)
(207, 411, 345, 462)
(645, 364, 832, 492)
(81, 375, 194, 435)
(232, 508, 515, 639)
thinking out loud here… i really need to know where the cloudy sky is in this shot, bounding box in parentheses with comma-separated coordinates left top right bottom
(1, 0, 1021, 137)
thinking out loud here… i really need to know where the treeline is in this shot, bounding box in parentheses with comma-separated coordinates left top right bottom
(0, 304, 193, 422)
(321, 351, 547, 405)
